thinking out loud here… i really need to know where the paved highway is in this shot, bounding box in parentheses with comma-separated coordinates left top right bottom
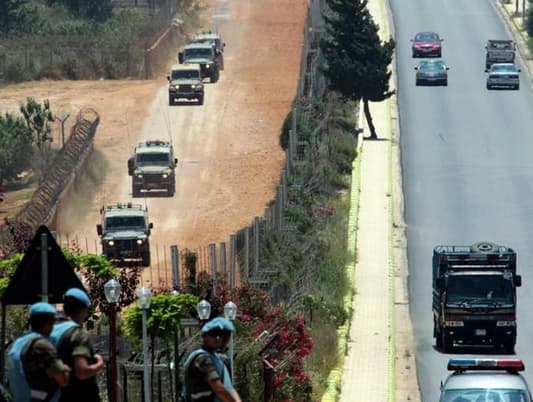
(389, 0, 533, 399)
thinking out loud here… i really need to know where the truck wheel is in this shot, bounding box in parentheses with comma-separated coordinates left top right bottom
(220, 56, 225, 71)
(132, 184, 142, 198)
(198, 95, 204, 105)
(441, 333, 453, 353)
(141, 253, 151, 267)
(169, 96, 175, 106)
(168, 183, 176, 197)
(210, 70, 220, 83)
(435, 326, 443, 349)
(500, 339, 516, 354)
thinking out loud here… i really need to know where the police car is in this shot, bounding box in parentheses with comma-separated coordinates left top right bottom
(440, 359, 532, 402)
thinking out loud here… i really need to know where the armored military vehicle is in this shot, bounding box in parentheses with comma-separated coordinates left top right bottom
(191, 31, 225, 70)
(178, 42, 221, 83)
(167, 64, 204, 105)
(433, 241, 521, 353)
(127, 140, 178, 197)
(96, 203, 153, 267)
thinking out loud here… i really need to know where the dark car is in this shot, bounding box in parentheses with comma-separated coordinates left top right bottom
(415, 59, 449, 86)
(411, 31, 443, 57)
(485, 63, 521, 90)
(439, 358, 532, 402)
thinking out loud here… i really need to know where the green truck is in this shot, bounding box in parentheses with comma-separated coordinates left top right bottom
(433, 241, 521, 353)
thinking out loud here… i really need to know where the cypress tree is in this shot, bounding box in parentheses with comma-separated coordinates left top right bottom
(320, 0, 395, 139)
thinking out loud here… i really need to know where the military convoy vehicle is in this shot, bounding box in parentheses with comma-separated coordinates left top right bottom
(127, 140, 178, 197)
(167, 64, 204, 105)
(432, 241, 521, 353)
(191, 31, 225, 70)
(96, 203, 153, 267)
(485, 39, 516, 68)
(178, 42, 221, 83)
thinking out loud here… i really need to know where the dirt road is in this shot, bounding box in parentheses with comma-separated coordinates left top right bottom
(0, 0, 308, 286)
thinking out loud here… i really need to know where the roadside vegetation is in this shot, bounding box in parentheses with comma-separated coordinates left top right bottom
(0, 0, 203, 81)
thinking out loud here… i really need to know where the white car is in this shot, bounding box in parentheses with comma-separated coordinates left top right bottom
(439, 358, 532, 402)
(485, 63, 521, 90)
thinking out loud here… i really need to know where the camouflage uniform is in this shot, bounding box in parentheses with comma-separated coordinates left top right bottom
(55, 325, 100, 402)
(186, 352, 223, 402)
(21, 337, 65, 402)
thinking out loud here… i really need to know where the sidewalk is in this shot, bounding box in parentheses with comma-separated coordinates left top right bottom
(335, 0, 419, 399)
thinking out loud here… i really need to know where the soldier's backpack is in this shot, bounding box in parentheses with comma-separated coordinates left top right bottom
(7, 332, 42, 402)
(180, 348, 233, 402)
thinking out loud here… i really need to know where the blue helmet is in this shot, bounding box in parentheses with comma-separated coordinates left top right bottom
(29, 302, 57, 317)
(201, 317, 235, 333)
(64, 288, 91, 307)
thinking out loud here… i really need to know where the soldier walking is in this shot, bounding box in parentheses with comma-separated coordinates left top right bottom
(50, 289, 104, 402)
(182, 317, 242, 402)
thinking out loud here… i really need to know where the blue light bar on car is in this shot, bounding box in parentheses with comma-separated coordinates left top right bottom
(448, 359, 524, 372)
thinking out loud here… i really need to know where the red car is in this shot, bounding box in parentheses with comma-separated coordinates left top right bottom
(411, 31, 443, 57)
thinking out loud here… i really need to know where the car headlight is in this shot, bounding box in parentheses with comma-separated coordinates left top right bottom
(136, 174, 143, 178)
(445, 321, 464, 327)
(174, 85, 180, 89)
(108, 240, 115, 246)
(169, 85, 176, 90)
(191, 84, 203, 89)
(136, 239, 144, 245)
(162, 173, 168, 179)
(205, 63, 212, 69)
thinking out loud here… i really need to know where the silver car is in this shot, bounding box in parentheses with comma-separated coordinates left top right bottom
(439, 359, 532, 402)
(486, 63, 521, 90)
(415, 59, 449, 86)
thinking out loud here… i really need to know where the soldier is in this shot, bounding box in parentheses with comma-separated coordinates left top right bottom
(7, 302, 70, 402)
(182, 317, 242, 402)
(50, 289, 104, 402)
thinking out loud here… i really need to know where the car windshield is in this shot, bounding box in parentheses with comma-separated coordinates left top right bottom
(446, 275, 514, 304)
(419, 61, 445, 70)
(441, 389, 530, 402)
(171, 70, 199, 80)
(415, 33, 439, 41)
(491, 64, 517, 73)
(105, 216, 146, 230)
(184, 48, 212, 58)
(137, 153, 169, 165)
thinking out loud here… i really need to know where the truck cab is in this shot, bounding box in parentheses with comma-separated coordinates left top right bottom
(127, 140, 178, 197)
(432, 242, 521, 353)
(485, 39, 516, 69)
(167, 63, 204, 105)
(96, 203, 153, 267)
(178, 42, 221, 83)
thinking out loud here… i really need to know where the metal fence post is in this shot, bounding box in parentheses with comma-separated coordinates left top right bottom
(230, 234, 237, 287)
(170, 245, 180, 289)
(209, 243, 217, 296)
(220, 241, 227, 283)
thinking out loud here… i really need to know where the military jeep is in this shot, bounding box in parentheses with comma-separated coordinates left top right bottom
(167, 64, 204, 105)
(127, 140, 178, 197)
(178, 42, 221, 83)
(191, 31, 225, 70)
(96, 203, 153, 267)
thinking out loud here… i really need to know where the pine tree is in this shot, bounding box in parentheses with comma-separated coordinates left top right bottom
(320, 0, 395, 139)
